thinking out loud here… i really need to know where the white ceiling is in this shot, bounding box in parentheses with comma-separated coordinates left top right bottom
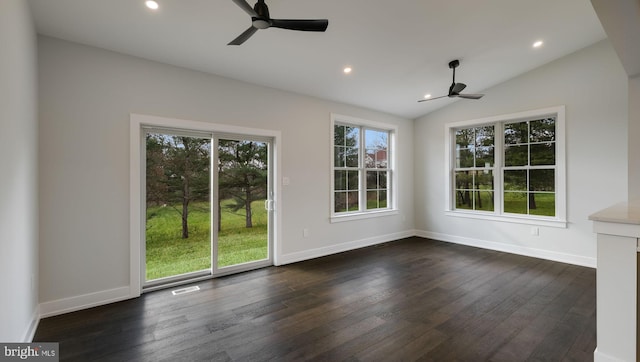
(27, 0, 607, 119)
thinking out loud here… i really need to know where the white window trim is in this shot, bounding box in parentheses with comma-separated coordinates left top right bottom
(444, 106, 567, 228)
(330, 113, 398, 223)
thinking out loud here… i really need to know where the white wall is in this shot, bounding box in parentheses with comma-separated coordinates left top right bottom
(37, 36, 414, 314)
(590, 0, 640, 201)
(631, 75, 640, 199)
(0, 0, 39, 341)
(414, 40, 628, 266)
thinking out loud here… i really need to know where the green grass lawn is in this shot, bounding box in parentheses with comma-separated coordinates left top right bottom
(145, 200, 268, 281)
(504, 192, 555, 216)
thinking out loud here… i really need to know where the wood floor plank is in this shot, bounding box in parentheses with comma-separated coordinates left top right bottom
(33, 237, 596, 361)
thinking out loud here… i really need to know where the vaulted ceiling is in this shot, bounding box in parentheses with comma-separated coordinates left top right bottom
(27, 0, 606, 119)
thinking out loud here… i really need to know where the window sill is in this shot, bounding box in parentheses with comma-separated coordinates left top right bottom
(331, 209, 399, 223)
(445, 210, 567, 228)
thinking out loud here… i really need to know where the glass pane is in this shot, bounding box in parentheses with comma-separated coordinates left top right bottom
(365, 148, 388, 168)
(475, 126, 495, 147)
(334, 146, 345, 167)
(379, 190, 387, 208)
(379, 171, 387, 189)
(456, 147, 474, 168)
(375, 149, 388, 168)
(455, 190, 474, 210)
(365, 153, 375, 168)
(476, 191, 494, 212)
(145, 134, 211, 281)
(504, 170, 527, 191)
(334, 192, 347, 213)
(505, 145, 528, 166)
(456, 129, 474, 148)
(530, 118, 555, 142)
(366, 190, 378, 209)
(504, 192, 527, 214)
(455, 171, 473, 190)
(529, 193, 556, 216)
(334, 125, 359, 148)
(347, 170, 359, 191)
(345, 147, 359, 167)
(347, 191, 359, 211)
(365, 129, 388, 169)
(334, 125, 346, 146)
(346, 127, 360, 148)
(475, 170, 493, 191)
(475, 146, 494, 167)
(530, 169, 555, 192)
(334, 170, 347, 191)
(530, 143, 555, 166)
(217, 139, 269, 268)
(504, 122, 528, 144)
(366, 171, 378, 190)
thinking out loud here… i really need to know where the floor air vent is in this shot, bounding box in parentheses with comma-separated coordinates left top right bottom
(171, 285, 200, 296)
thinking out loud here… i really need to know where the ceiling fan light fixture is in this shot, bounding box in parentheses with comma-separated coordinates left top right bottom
(145, 0, 159, 10)
(424, 94, 431, 99)
(252, 19, 270, 29)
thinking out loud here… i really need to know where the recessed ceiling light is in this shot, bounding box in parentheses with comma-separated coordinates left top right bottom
(343, 67, 352, 74)
(533, 40, 544, 48)
(145, 1, 159, 10)
(424, 94, 432, 99)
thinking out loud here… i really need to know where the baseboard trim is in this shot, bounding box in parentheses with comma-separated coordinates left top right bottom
(39, 286, 132, 318)
(593, 347, 624, 362)
(24, 305, 40, 342)
(277, 230, 416, 265)
(35, 229, 594, 320)
(416, 230, 596, 268)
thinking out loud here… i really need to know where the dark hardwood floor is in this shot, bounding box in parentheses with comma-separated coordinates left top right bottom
(34, 237, 596, 361)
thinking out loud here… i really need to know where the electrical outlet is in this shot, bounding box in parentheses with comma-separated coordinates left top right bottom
(531, 227, 539, 236)
(303, 228, 310, 238)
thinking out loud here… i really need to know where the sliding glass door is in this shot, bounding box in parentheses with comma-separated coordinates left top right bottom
(143, 129, 273, 289)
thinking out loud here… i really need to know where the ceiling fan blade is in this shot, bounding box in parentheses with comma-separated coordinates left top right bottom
(270, 19, 328, 32)
(228, 26, 259, 45)
(418, 95, 449, 102)
(457, 93, 485, 100)
(231, 0, 258, 17)
(452, 83, 466, 94)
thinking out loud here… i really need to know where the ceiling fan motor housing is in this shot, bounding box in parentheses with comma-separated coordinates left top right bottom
(252, 0, 271, 28)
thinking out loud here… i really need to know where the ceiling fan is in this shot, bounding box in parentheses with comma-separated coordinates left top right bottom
(228, 0, 329, 45)
(418, 59, 484, 102)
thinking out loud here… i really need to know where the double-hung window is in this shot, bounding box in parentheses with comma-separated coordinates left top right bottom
(454, 126, 496, 212)
(331, 114, 397, 221)
(446, 106, 566, 227)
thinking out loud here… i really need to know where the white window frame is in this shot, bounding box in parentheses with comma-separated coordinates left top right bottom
(330, 113, 398, 223)
(444, 106, 566, 228)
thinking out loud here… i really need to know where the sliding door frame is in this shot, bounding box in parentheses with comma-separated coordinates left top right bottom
(130, 113, 282, 297)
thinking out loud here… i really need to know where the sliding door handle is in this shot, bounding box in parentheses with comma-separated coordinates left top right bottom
(264, 199, 274, 211)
